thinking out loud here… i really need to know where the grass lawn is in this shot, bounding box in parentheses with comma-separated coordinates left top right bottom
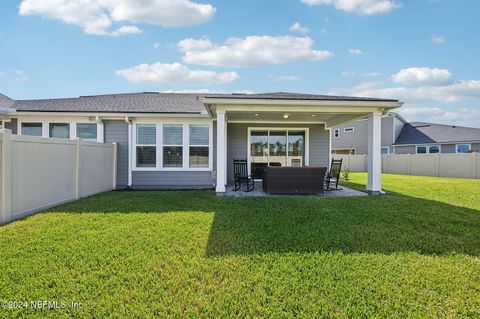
(1, 174, 479, 318)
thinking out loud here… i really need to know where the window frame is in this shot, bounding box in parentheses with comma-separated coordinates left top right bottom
(456, 143, 471, 153)
(189, 124, 210, 168)
(135, 124, 157, 168)
(21, 122, 43, 137)
(17, 119, 101, 141)
(381, 147, 390, 155)
(416, 145, 442, 154)
(132, 121, 213, 171)
(76, 122, 98, 141)
(343, 127, 354, 133)
(49, 122, 71, 139)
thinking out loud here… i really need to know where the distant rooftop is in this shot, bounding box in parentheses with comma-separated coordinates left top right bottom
(395, 122, 480, 145)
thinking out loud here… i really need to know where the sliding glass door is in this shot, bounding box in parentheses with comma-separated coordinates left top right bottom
(249, 129, 306, 179)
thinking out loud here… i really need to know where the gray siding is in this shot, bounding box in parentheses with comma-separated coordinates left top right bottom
(441, 144, 456, 154)
(226, 123, 330, 182)
(332, 116, 395, 154)
(132, 171, 214, 189)
(394, 145, 416, 154)
(104, 120, 129, 188)
(5, 118, 17, 134)
(472, 143, 480, 152)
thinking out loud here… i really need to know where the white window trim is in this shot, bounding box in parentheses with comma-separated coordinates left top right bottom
(381, 147, 390, 155)
(247, 127, 310, 177)
(344, 127, 354, 133)
(17, 118, 102, 142)
(333, 128, 340, 138)
(135, 124, 157, 168)
(189, 124, 210, 169)
(456, 143, 471, 153)
(416, 144, 442, 154)
(132, 121, 213, 172)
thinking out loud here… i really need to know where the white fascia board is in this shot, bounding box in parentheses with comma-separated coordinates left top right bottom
(12, 111, 211, 119)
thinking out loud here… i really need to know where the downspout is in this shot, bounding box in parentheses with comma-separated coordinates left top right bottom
(125, 116, 132, 187)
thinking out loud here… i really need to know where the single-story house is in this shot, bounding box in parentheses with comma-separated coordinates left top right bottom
(332, 112, 480, 155)
(1, 91, 403, 194)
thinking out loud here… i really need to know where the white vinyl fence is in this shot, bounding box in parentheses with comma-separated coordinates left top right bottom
(334, 153, 480, 179)
(0, 129, 117, 224)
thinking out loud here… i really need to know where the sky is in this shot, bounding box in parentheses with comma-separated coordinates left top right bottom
(0, 0, 479, 127)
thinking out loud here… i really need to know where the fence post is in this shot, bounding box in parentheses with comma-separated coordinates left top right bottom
(112, 143, 117, 190)
(75, 139, 81, 200)
(1, 130, 12, 224)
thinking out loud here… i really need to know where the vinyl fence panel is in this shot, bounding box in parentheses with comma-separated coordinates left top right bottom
(0, 129, 117, 224)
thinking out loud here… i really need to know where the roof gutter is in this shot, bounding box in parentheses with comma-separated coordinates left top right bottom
(202, 98, 403, 108)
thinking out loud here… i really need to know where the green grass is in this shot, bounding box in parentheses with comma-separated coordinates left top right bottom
(0, 174, 479, 318)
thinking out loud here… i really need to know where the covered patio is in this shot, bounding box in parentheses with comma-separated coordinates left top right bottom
(204, 93, 403, 195)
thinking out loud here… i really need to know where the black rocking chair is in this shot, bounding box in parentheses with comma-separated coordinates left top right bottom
(325, 159, 343, 191)
(233, 158, 255, 192)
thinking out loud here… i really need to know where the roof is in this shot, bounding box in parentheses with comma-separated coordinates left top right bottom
(395, 122, 480, 145)
(0, 93, 14, 109)
(205, 92, 399, 102)
(9, 91, 399, 114)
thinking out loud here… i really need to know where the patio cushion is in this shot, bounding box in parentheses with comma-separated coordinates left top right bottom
(262, 166, 327, 194)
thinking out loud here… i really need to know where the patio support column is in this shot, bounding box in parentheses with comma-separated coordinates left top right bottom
(367, 112, 382, 195)
(216, 110, 226, 194)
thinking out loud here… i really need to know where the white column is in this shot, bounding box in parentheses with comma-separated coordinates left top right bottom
(367, 112, 382, 194)
(224, 116, 228, 186)
(216, 111, 226, 193)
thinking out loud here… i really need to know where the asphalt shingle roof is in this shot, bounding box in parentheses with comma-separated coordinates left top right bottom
(0, 93, 14, 109)
(395, 122, 480, 145)
(205, 92, 399, 102)
(10, 91, 398, 114)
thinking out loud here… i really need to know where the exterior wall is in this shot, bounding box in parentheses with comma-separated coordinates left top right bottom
(226, 123, 330, 182)
(4, 118, 17, 134)
(441, 144, 456, 154)
(395, 145, 416, 154)
(395, 143, 480, 154)
(332, 116, 395, 154)
(132, 171, 214, 189)
(104, 120, 129, 188)
(473, 143, 480, 152)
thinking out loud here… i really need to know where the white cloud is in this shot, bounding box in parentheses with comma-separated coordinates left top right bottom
(269, 74, 301, 81)
(289, 22, 309, 34)
(392, 67, 452, 85)
(153, 43, 161, 49)
(398, 106, 480, 128)
(0, 70, 29, 82)
(179, 35, 334, 67)
(431, 35, 445, 44)
(301, 0, 399, 15)
(116, 62, 238, 85)
(162, 89, 255, 94)
(319, 27, 328, 34)
(348, 48, 364, 55)
(19, 0, 216, 36)
(341, 71, 380, 78)
(341, 71, 356, 77)
(350, 80, 480, 103)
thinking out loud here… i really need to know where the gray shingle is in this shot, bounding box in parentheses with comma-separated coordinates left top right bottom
(395, 122, 480, 145)
(0, 93, 14, 108)
(11, 91, 398, 114)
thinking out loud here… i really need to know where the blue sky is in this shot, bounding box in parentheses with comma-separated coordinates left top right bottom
(0, 0, 479, 127)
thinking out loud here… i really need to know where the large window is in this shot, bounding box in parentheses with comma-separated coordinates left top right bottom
(136, 124, 156, 167)
(22, 122, 43, 136)
(76, 123, 97, 141)
(457, 144, 471, 153)
(49, 123, 70, 139)
(163, 124, 183, 168)
(249, 129, 307, 179)
(416, 145, 440, 154)
(189, 124, 209, 168)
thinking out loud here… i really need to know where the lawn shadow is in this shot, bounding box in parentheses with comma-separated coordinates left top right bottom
(205, 194, 480, 257)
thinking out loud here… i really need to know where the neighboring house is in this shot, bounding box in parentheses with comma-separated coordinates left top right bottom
(0, 93, 16, 125)
(332, 113, 480, 155)
(394, 122, 480, 154)
(332, 112, 407, 155)
(1, 91, 402, 194)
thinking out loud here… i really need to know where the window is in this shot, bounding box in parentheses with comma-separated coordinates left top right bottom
(344, 127, 354, 133)
(136, 124, 156, 167)
(416, 145, 440, 154)
(76, 123, 97, 141)
(457, 144, 471, 153)
(49, 123, 70, 139)
(163, 124, 183, 168)
(21, 122, 43, 136)
(381, 147, 389, 155)
(189, 124, 209, 168)
(333, 129, 339, 138)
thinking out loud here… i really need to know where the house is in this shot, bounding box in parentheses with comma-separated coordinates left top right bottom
(332, 112, 406, 155)
(0, 93, 16, 124)
(1, 91, 403, 194)
(332, 113, 480, 155)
